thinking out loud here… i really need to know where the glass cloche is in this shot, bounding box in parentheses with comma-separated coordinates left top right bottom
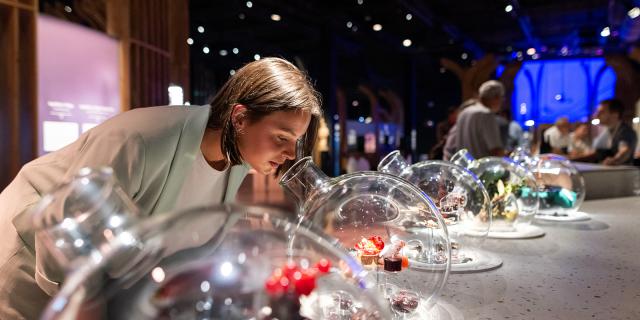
(280, 157, 451, 319)
(33, 169, 390, 319)
(450, 149, 539, 233)
(378, 151, 500, 273)
(510, 148, 586, 217)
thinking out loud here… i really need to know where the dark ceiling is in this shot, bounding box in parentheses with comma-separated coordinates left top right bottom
(187, 0, 639, 102)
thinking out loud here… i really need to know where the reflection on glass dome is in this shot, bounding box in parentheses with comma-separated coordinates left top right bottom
(451, 149, 539, 232)
(31, 167, 140, 274)
(280, 157, 450, 319)
(510, 148, 586, 216)
(39, 204, 390, 320)
(378, 150, 492, 267)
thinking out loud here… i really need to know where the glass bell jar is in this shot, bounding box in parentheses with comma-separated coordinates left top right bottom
(450, 149, 541, 237)
(378, 150, 502, 273)
(30, 166, 141, 276)
(510, 148, 587, 219)
(33, 168, 390, 320)
(280, 156, 451, 319)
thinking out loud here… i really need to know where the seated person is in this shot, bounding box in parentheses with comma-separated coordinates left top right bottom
(568, 123, 592, 158)
(595, 99, 638, 165)
(542, 117, 570, 154)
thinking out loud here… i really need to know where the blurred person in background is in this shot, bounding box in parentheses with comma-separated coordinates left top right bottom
(446, 80, 505, 159)
(496, 108, 525, 153)
(541, 116, 570, 155)
(345, 149, 371, 173)
(430, 106, 459, 160)
(568, 123, 593, 159)
(593, 99, 637, 165)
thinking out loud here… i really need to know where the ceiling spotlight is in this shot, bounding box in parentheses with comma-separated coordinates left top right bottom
(232, 48, 239, 54)
(600, 27, 610, 37)
(230, 70, 236, 76)
(439, 67, 446, 73)
(197, 26, 205, 33)
(352, 100, 359, 107)
(271, 14, 281, 21)
(238, 13, 246, 19)
(505, 5, 513, 13)
(203, 46, 210, 54)
(560, 46, 569, 56)
(346, 21, 353, 28)
(372, 24, 382, 31)
(357, 0, 363, 4)
(64, 5, 72, 13)
(219, 49, 228, 56)
(629, 7, 640, 19)
(186, 38, 193, 45)
(402, 39, 412, 47)
(254, 54, 261, 60)
(405, 13, 412, 21)
(526, 47, 536, 55)
(246, 1, 253, 8)
(461, 52, 468, 59)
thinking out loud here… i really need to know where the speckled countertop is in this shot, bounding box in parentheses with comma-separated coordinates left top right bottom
(438, 197, 640, 320)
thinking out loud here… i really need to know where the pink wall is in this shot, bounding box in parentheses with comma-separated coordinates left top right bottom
(37, 14, 120, 155)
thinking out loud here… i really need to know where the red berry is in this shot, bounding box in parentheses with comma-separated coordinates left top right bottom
(316, 258, 331, 273)
(293, 270, 316, 296)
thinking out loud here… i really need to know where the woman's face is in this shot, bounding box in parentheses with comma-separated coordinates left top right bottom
(236, 108, 312, 175)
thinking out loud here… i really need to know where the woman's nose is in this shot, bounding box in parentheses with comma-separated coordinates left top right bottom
(282, 141, 296, 160)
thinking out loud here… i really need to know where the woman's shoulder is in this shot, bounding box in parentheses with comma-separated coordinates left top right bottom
(93, 105, 211, 140)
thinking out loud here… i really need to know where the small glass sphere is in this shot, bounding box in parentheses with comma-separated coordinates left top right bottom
(451, 149, 539, 231)
(511, 150, 586, 216)
(378, 151, 492, 265)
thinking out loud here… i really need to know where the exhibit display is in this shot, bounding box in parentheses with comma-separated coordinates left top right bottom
(450, 149, 544, 239)
(510, 148, 589, 222)
(378, 150, 502, 273)
(280, 157, 451, 318)
(32, 168, 390, 319)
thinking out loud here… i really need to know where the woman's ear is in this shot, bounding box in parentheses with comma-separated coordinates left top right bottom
(231, 104, 248, 132)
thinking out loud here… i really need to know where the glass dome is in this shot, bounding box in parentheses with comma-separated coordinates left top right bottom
(450, 149, 539, 232)
(280, 157, 450, 319)
(30, 166, 140, 274)
(510, 148, 586, 216)
(37, 203, 391, 320)
(378, 151, 495, 270)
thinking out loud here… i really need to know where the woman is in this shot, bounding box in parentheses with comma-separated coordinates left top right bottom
(0, 57, 322, 319)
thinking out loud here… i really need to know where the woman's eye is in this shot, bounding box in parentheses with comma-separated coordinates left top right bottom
(277, 136, 288, 143)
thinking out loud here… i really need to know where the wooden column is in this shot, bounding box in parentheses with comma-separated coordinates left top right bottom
(106, 0, 189, 109)
(0, 0, 37, 189)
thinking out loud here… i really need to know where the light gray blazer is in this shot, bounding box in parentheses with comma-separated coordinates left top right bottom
(0, 105, 249, 319)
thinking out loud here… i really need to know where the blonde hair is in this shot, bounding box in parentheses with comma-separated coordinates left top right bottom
(207, 57, 323, 175)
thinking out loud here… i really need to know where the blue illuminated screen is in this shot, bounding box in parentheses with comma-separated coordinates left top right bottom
(512, 58, 616, 127)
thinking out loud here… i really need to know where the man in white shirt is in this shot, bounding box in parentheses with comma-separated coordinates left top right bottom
(542, 117, 570, 154)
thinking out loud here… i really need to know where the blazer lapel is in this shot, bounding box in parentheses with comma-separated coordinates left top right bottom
(151, 106, 210, 215)
(223, 163, 250, 203)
